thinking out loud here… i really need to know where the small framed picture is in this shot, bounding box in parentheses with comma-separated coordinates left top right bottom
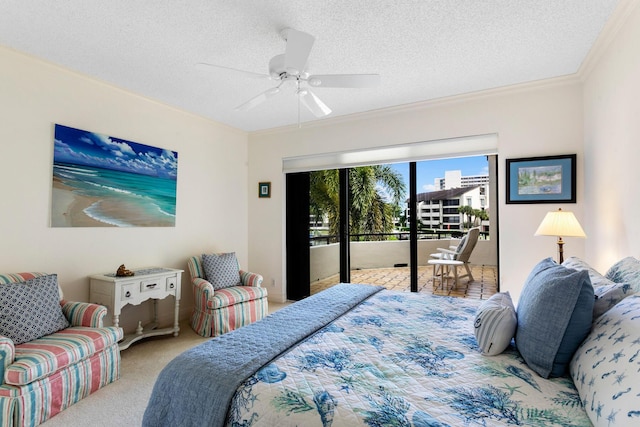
(258, 182, 271, 198)
(506, 154, 576, 204)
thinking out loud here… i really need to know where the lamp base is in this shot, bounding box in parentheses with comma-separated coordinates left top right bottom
(557, 237, 565, 264)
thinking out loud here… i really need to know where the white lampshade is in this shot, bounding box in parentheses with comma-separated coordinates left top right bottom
(534, 208, 586, 238)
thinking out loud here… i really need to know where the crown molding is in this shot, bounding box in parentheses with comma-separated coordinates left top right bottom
(578, 0, 640, 81)
(251, 74, 581, 137)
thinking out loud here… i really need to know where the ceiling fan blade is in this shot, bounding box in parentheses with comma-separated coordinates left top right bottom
(307, 74, 380, 88)
(234, 87, 281, 111)
(283, 29, 315, 76)
(298, 89, 332, 117)
(195, 62, 269, 79)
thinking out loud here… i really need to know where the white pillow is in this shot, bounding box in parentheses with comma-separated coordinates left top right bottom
(474, 292, 517, 356)
(569, 295, 640, 427)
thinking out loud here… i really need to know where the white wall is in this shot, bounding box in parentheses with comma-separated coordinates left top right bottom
(248, 80, 585, 304)
(583, 2, 640, 271)
(0, 46, 250, 332)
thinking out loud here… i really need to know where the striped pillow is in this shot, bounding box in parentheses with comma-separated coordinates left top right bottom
(474, 292, 517, 356)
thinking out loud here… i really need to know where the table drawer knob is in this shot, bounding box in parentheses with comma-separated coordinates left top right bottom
(125, 291, 131, 298)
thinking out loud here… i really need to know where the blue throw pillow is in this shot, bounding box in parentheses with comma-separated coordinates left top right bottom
(0, 274, 70, 344)
(515, 258, 594, 378)
(201, 253, 241, 290)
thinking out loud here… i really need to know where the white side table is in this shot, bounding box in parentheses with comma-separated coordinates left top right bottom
(89, 267, 182, 350)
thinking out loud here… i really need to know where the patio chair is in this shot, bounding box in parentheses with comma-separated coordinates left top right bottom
(428, 227, 480, 290)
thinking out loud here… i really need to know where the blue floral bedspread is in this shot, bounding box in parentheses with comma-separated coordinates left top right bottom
(228, 291, 591, 426)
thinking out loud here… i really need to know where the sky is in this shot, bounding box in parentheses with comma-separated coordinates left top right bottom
(389, 155, 489, 193)
(53, 124, 178, 179)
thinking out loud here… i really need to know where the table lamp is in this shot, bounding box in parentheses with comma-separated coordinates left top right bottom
(534, 208, 586, 264)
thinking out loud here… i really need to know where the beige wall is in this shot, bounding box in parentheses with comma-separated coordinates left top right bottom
(1, 0, 637, 327)
(0, 46, 250, 332)
(583, 1, 640, 271)
(248, 80, 585, 304)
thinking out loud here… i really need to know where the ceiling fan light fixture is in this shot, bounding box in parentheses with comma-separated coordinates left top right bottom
(204, 28, 376, 121)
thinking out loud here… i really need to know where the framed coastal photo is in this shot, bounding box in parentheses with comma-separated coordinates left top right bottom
(51, 124, 178, 227)
(506, 154, 576, 204)
(258, 182, 271, 198)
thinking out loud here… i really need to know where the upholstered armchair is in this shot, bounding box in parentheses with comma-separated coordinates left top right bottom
(187, 253, 269, 337)
(0, 272, 123, 427)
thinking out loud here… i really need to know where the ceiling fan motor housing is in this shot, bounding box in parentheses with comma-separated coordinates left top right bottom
(269, 54, 290, 79)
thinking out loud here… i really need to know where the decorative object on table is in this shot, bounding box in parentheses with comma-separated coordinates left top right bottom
(258, 182, 271, 198)
(116, 264, 135, 277)
(535, 208, 586, 263)
(506, 154, 576, 204)
(51, 123, 178, 227)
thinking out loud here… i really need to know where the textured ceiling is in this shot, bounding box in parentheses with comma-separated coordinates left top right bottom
(0, 1, 620, 132)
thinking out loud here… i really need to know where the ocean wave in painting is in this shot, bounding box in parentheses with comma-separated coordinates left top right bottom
(51, 124, 178, 227)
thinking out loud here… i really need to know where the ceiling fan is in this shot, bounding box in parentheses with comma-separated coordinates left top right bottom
(196, 28, 380, 118)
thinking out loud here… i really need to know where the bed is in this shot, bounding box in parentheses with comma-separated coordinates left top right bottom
(137, 285, 581, 426)
(144, 256, 640, 427)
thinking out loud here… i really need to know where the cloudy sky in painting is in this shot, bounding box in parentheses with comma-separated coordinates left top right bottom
(53, 124, 178, 179)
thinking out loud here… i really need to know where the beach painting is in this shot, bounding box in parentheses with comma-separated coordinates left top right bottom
(51, 124, 178, 227)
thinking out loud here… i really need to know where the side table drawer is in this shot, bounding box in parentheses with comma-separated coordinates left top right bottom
(121, 282, 137, 301)
(166, 276, 178, 293)
(140, 278, 162, 293)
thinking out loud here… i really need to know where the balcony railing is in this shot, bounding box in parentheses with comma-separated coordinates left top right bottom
(310, 230, 489, 246)
(309, 231, 496, 283)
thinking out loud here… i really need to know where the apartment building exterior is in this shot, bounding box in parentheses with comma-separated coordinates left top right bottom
(435, 170, 490, 190)
(407, 186, 487, 231)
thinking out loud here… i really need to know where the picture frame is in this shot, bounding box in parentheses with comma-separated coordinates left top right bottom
(258, 182, 271, 198)
(51, 124, 178, 227)
(506, 154, 576, 204)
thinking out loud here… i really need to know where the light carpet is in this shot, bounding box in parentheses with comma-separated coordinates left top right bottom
(41, 320, 209, 426)
(42, 302, 290, 426)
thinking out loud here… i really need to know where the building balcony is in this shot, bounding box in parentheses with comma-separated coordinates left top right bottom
(310, 235, 497, 300)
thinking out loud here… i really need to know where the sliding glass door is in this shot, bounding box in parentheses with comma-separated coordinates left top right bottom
(285, 154, 498, 300)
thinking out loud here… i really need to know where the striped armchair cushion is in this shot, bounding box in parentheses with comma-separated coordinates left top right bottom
(210, 286, 269, 310)
(5, 326, 123, 386)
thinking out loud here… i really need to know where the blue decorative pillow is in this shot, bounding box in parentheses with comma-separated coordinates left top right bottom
(605, 256, 640, 292)
(0, 274, 69, 344)
(201, 253, 241, 290)
(515, 258, 594, 378)
(570, 295, 640, 427)
(563, 257, 634, 318)
(474, 292, 517, 356)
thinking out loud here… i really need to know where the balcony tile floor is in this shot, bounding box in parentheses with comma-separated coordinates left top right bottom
(311, 264, 498, 300)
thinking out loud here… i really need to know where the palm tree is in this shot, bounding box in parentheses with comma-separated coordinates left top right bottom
(310, 165, 405, 241)
(458, 205, 475, 229)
